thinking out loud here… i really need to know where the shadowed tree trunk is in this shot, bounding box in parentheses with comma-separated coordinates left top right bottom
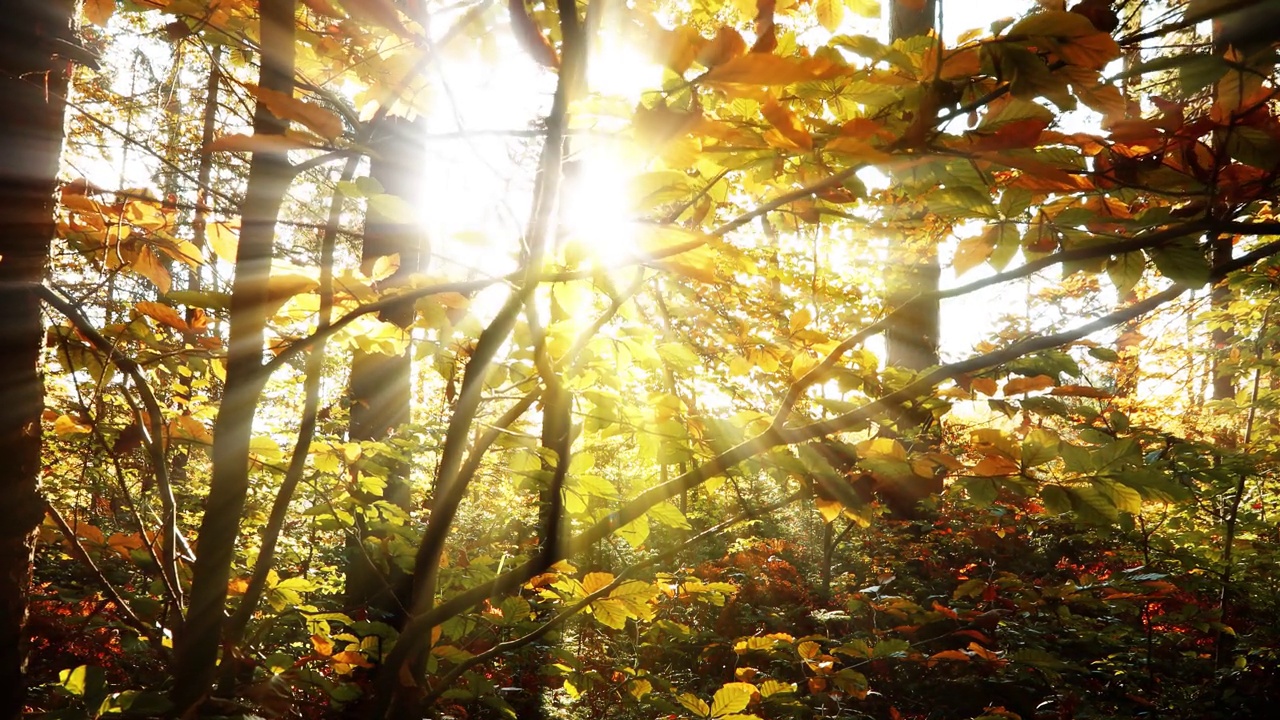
(345, 116, 425, 622)
(0, 1, 73, 716)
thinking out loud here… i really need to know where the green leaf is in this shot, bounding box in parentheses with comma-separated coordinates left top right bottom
(1022, 428, 1061, 468)
(616, 516, 650, 548)
(1150, 241, 1210, 285)
(1040, 484, 1073, 514)
(1068, 484, 1120, 522)
(648, 501, 692, 529)
(1107, 252, 1145, 295)
(1227, 127, 1280, 169)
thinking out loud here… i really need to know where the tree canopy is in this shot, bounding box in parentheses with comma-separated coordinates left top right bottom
(8, 0, 1280, 718)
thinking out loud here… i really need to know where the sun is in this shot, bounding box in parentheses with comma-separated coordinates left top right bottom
(561, 147, 643, 268)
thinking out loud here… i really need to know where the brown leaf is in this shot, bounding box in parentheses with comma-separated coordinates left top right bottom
(83, 0, 115, 27)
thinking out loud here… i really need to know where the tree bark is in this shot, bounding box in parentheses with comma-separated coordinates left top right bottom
(345, 117, 425, 622)
(884, 0, 940, 374)
(170, 0, 296, 711)
(0, 1, 72, 716)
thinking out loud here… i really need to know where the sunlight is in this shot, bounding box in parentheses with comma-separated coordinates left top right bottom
(561, 147, 642, 269)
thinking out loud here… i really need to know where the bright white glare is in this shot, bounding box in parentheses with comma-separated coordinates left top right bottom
(561, 148, 641, 268)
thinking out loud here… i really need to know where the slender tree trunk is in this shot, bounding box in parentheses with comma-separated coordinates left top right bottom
(345, 117, 424, 622)
(884, 0, 939, 374)
(170, 0, 296, 711)
(0, 2, 72, 716)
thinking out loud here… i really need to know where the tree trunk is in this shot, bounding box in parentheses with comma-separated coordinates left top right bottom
(170, 0, 296, 711)
(884, 0, 939, 374)
(345, 117, 425, 622)
(0, 2, 72, 716)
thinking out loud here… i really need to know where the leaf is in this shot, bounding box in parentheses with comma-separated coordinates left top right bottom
(83, 0, 115, 26)
(132, 246, 171, 294)
(1049, 384, 1113, 398)
(582, 572, 615, 595)
(679, 692, 711, 717)
(245, 83, 345, 140)
(702, 54, 843, 86)
(710, 682, 756, 717)
(1149, 242, 1210, 286)
(815, 0, 844, 33)
(1022, 428, 1060, 468)
(628, 678, 652, 700)
(816, 497, 843, 523)
(1002, 374, 1056, 395)
(953, 233, 995, 276)
(927, 649, 971, 666)
(205, 133, 320, 154)
(135, 301, 189, 332)
(970, 455, 1020, 477)
(53, 415, 93, 438)
(1107, 252, 1145, 295)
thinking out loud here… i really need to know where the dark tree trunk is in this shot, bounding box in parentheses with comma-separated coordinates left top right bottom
(345, 117, 425, 622)
(0, 1, 73, 716)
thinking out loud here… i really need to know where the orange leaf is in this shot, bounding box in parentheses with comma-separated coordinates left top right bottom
(761, 100, 812, 151)
(702, 54, 842, 86)
(970, 377, 999, 396)
(1002, 374, 1056, 395)
(310, 634, 334, 657)
(698, 27, 747, 68)
(131, 246, 171, 294)
(1048, 384, 1113, 398)
(329, 651, 374, 668)
(927, 649, 971, 666)
(246, 84, 345, 140)
(970, 455, 1020, 477)
(135, 301, 190, 332)
(205, 133, 320, 154)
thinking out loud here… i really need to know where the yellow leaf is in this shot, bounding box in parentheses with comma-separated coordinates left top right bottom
(859, 437, 907, 461)
(1002, 374, 1056, 395)
(207, 220, 239, 262)
(952, 233, 995, 276)
(797, 640, 821, 659)
(789, 307, 813, 333)
(53, 414, 93, 437)
(628, 678, 652, 700)
(816, 497, 842, 523)
(83, 0, 115, 26)
(824, 136, 892, 163)
(131, 246, 171, 293)
(791, 353, 818, 380)
(815, 0, 844, 32)
(582, 571, 615, 595)
(679, 693, 711, 717)
(710, 682, 756, 717)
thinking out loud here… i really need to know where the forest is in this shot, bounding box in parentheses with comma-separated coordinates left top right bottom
(1, 0, 1279, 717)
